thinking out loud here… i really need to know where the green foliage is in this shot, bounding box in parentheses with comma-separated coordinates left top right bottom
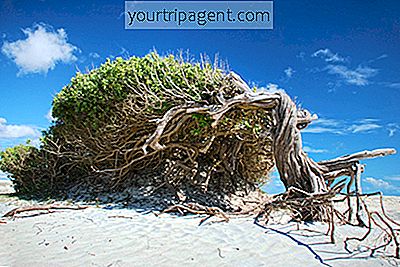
(0, 143, 36, 176)
(0, 52, 274, 199)
(190, 114, 213, 136)
(52, 52, 222, 130)
(0, 52, 228, 196)
(0, 142, 47, 195)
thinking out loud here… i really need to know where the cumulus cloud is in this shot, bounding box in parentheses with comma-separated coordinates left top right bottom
(2, 23, 78, 75)
(365, 177, 392, 189)
(0, 117, 39, 139)
(312, 48, 346, 63)
(325, 65, 378, 86)
(284, 67, 295, 78)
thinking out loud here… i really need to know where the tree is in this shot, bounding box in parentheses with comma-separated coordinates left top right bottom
(0, 52, 395, 221)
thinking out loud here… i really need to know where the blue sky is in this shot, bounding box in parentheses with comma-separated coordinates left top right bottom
(0, 0, 399, 195)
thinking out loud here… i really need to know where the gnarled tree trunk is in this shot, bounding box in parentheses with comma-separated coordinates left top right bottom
(272, 92, 328, 194)
(268, 90, 395, 220)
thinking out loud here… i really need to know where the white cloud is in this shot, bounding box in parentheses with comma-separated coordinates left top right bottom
(302, 126, 343, 134)
(385, 175, 400, 182)
(89, 52, 100, 59)
(348, 123, 381, 133)
(312, 48, 346, 63)
(368, 54, 388, 63)
(365, 177, 393, 189)
(387, 123, 400, 137)
(261, 168, 286, 194)
(302, 118, 344, 134)
(303, 146, 327, 154)
(375, 54, 388, 60)
(0, 117, 39, 139)
(325, 65, 378, 86)
(266, 83, 279, 91)
(388, 129, 396, 137)
(296, 52, 305, 60)
(357, 118, 379, 124)
(384, 82, 400, 89)
(45, 108, 55, 122)
(303, 117, 386, 135)
(258, 83, 285, 93)
(0, 171, 7, 179)
(311, 49, 380, 87)
(2, 23, 78, 75)
(312, 118, 341, 127)
(110, 47, 130, 59)
(29, 138, 42, 148)
(284, 67, 295, 78)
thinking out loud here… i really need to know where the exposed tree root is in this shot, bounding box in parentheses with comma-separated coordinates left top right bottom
(108, 215, 137, 219)
(157, 202, 229, 225)
(159, 187, 399, 260)
(342, 193, 400, 259)
(2, 205, 88, 218)
(256, 187, 400, 259)
(159, 143, 399, 259)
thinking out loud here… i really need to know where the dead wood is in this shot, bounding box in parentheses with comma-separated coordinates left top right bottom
(2, 205, 87, 218)
(158, 202, 229, 224)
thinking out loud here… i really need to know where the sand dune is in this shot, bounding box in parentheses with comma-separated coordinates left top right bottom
(0, 195, 399, 267)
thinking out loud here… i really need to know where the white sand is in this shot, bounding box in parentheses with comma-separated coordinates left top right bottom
(0, 180, 15, 194)
(0, 196, 399, 266)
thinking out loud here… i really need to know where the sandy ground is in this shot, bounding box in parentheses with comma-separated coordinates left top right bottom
(0, 180, 15, 194)
(0, 185, 399, 266)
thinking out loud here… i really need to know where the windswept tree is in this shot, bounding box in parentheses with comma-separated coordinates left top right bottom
(0, 52, 395, 222)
